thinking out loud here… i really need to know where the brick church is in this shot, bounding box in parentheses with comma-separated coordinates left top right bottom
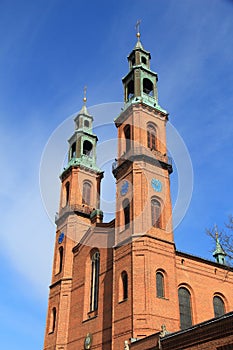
(43, 31, 233, 350)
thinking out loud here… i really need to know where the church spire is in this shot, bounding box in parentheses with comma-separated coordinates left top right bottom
(61, 89, 102, 175)
(213, 226, 226, 265)
(121, 24, 167, 114)
(135, 19, 143, 49)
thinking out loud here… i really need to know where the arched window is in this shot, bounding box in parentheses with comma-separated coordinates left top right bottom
(151, 198, 161, 228)
(82, 181, 92, 205)
(84, 120, 89, 128)
(121, 271, 128, 300)
(213, 295, 225, 317)
(123, 198, 130, 230)
(127, 80, 134, 100)
(70, 142, 76, 159)
(156, 271, 164, 298)
(178, 287, 192, 330)
(124, 125, 131, 153)
(83, 140, 93, 156)
(143, 78, 154, 96)
(65, 182, 70, 205)
(141, 56, 147, 65)
(147, 123, 157, 150)
(49, 307, 56, 333)
(58, 246, 63, 274)
(90, 251, 100, 312)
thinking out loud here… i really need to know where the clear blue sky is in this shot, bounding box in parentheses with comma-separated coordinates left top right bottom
(0, 0, 233, 349)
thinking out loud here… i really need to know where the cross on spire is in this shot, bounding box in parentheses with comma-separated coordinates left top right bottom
(214, 224, 219, 240)
(135, 19, 141, 41)
(83, 85, 87, 104)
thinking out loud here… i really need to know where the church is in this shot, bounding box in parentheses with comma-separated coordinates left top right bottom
(43, 30, 233, 350)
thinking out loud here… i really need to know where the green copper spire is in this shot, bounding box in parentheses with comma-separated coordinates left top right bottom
(213, 226, 226, 265)
(120, 23, 167, 115)
(62, 88, 102, 175)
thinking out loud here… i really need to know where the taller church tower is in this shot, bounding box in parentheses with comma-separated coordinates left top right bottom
(111, 29, 180, 348)
(43, 31, 180, 350)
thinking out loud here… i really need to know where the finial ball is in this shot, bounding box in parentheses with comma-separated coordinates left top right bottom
(136, 32, 140, 38)
(83, 97, 87, 103)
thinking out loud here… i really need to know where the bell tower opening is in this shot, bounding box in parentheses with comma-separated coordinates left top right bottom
(143, 78, 154, 96)
(127, 80, 134, 100)
(83, 140, 93, 156)
(84, 119, 90, 128)
(70, 142, 76, 159)
(141, 56, 147, 65)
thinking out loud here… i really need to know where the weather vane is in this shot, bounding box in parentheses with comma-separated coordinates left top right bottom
(83, 85, 87, 104)
(135, 19, 141, 40)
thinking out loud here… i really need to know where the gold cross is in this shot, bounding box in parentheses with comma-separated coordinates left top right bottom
(83, 85, 87, 103)
(214, 224, 219, 240)
(135, 19, 141, 34)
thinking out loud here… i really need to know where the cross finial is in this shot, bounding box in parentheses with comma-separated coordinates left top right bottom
(135, 19, 141, 41)
(214, 224, 219, 240)
(83, 85, 87, 104)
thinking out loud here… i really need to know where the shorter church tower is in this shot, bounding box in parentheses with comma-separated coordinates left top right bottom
(43, 95, 104, 350)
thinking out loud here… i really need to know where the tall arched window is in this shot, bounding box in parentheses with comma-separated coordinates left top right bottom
(147, 123, 157, 150)
(90, 251, 100, 312)
(82, 181, 92, 205)
(58, 246, 63, 274)
(213, 295, 225, 317)
(121, 271, 128, 301)
(49, 307, 56, 333)
(143, 78, 154, 96)
(151, 198, 161, 228)
(65, 182, 70, 205)
(156, 271, 164, 298)
(124, 125, 131, 153)
(178, 287, 192, 330)
(123, 198, 130, 230)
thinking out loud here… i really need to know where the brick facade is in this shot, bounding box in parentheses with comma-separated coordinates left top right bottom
(43, 37, 233, 350)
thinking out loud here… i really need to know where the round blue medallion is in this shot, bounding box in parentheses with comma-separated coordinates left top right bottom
(151, 178, 162, 192)
(58, 232, 65, 244)
(120, 180, 129, 196)
(84, 333, 92, 349)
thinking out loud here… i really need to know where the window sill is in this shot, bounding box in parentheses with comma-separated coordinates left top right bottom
(83, 310, 98, 322)
(119, 298, 128, 304)
(119, 227, 130, 235)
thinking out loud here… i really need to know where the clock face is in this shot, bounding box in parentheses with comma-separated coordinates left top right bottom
(58, 232, 65, 244)
(84, 333, 92, 349)
(120, 180, 129, 196)
(151, 178, 162, 192)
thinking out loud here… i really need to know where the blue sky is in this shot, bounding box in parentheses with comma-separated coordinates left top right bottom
(0, 0, 233, 349)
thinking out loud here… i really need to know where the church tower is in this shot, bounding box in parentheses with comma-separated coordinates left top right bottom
(111, 29, 179, 347)
(43, 95, 104, 350)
